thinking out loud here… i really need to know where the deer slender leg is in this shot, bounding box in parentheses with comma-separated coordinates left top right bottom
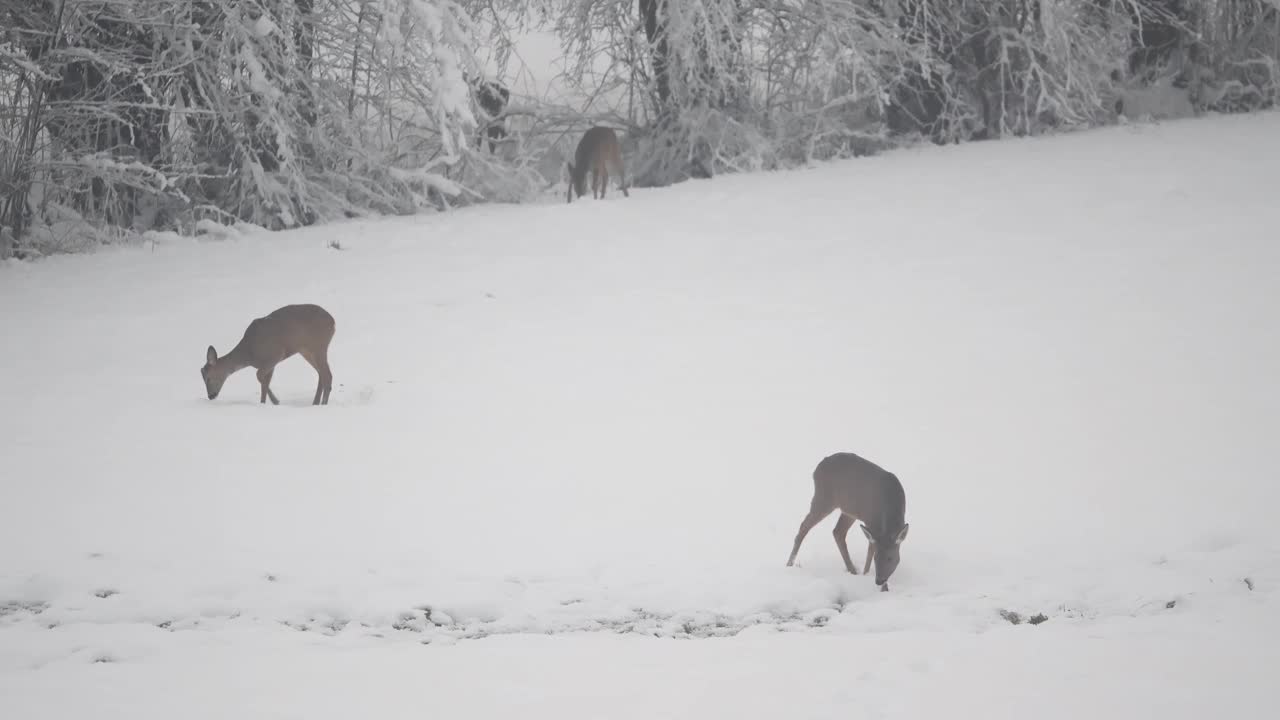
(319, 333, 334, 404)
(614, 157, 629, 197)
(300, 350, 332, 406)
(787, 503, 834, 567)
(256, 367, 279, 405)
(863, 542, 875, 575)
(833, 513, 859, 574)
(313, 354, 332, 405)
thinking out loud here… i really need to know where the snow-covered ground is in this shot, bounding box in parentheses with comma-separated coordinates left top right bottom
(2, 112, 1279, 718)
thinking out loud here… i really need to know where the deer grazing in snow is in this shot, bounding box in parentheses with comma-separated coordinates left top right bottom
(567, 126, 629, 203)
(786, 452, 910, 591)
(201, 304, 336, 406)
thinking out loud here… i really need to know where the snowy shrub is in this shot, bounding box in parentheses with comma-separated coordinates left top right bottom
(535, 1, 1229, 177)
(1, 0, 481, 253)
(2, 0, 1277, 254)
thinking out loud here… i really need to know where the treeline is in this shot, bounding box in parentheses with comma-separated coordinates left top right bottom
(1, 1, 1276, 256)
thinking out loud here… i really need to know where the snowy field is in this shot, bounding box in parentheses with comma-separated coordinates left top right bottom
(2, 112, 1279, 718)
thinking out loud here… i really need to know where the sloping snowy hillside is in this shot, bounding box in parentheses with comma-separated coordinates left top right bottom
(2, 112, 1278, 719)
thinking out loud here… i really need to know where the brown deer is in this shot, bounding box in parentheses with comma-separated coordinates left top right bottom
(786, 452, 910, 591)
(201, 304, 336, 406)
(567, 126, 629, 203)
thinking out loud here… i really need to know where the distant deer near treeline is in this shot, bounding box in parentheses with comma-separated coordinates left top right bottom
(567, 126, 629, 203)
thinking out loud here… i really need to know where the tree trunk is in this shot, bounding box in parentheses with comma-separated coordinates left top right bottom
(295, 0, 317, 129)
(639, 0, 672, 115)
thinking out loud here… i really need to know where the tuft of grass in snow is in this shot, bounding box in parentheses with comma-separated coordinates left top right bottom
(1000, 609, 1050, 626)
(0, 600, 49, 618)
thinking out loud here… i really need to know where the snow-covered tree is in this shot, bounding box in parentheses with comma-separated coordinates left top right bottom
(1, 0, 481, 252)
(3, 0, 1276, 255)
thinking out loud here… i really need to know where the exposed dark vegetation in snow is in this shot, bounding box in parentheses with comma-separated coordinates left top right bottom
(7, 566, 1260, 642)
(999, 609, 1051, 625)
(2, 0, 1277, 257)
(0, 600, 49, 618)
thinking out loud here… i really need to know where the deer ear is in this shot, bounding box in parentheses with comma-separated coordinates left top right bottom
(860, 524, 875, 543)
(896, 524, 910, 544)
(206, 346, 218, 365)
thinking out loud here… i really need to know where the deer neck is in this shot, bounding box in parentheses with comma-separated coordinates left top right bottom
(218, 343, 253, 373)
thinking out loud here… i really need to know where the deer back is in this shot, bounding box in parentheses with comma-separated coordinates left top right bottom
(237, 304, 335, 366)
(813, 452, 906, 537)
